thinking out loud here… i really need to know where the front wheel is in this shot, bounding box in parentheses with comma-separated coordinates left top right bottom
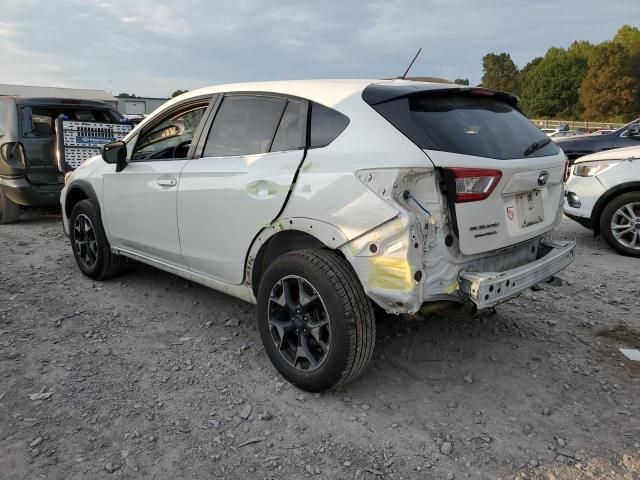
(257, 249, 376, 392)
(69, 199, 125, 279)
(600, 192, 640, 257)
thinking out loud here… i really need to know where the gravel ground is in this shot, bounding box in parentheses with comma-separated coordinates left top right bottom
(1, 210, 639, 480)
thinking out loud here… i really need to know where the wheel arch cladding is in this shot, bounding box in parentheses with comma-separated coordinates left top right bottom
(65, 181, 100, 219)
(591, 182, 640, 235)
(251, 229, 327, 296)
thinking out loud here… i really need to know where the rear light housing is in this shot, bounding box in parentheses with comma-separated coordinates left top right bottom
(0, 142, 27, 170)
(444, 168, 502, 203)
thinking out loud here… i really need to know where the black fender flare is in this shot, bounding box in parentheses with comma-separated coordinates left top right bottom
(64, 179, 101, 219)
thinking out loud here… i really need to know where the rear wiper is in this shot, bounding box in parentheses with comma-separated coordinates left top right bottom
(523, 137, 552, 156)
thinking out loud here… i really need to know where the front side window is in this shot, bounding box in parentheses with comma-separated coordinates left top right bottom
(203, 95, 287, 157)
(132, 105, 206, 160)
(21, 107, 121, 137)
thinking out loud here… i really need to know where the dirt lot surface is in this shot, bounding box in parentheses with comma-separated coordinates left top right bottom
(1, 211, 639, 480)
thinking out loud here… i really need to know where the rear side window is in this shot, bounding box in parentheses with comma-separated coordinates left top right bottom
(310, 103, 349, 148)
(271, 100, 306, 152)
(20, 106, 121, 137)
(372, 92, 559, 160)
(203, 95, 286, 157)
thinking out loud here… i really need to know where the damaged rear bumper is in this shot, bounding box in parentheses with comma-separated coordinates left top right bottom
(458, 239, 576, 309)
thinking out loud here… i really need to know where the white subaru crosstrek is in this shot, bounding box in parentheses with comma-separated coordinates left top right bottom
(564, 145, 640, 256)
(61, 79, 575, 391)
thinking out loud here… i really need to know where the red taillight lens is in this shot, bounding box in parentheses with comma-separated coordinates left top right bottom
(445, 168, 502, 203)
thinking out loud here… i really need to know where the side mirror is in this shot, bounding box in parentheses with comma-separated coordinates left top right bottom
(102, 141, 127, 172)
(627, 123, 640, 136)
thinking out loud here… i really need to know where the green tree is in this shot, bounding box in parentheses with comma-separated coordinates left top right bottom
(481, 53, 519, 94)
(519, 48, 588, 118)
(171, 89, 188, 98)
(579, 41, 639, 122)
(613, 25, 640, 51)
(454, 78, 469, 85)
(118, 93, 137, 98)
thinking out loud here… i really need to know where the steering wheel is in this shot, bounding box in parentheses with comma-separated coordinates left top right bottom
(172, 140, 192, 158)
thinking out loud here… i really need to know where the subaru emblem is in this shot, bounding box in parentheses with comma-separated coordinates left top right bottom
(537, 171, 549, 186)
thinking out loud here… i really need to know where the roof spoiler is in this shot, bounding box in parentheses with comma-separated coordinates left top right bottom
(362, 84, 519, 107)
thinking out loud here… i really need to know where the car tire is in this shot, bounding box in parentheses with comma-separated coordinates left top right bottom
(600, 192, 640, 258)
(69, 199, 125, 279)
(0, 188, 20, 224)
(257, 249, 376, 392)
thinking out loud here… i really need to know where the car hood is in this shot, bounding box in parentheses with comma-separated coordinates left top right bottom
(573, 145, 640, 164)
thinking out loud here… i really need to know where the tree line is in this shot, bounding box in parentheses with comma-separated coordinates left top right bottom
(480, 25, 640, 122)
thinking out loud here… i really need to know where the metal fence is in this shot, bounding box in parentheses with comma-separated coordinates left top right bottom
(532, 119, 625, 130)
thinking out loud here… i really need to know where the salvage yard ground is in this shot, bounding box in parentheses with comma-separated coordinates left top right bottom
(1, 212, 639, 479)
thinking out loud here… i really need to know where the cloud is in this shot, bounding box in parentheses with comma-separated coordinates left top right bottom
(0, 0, 638, 97)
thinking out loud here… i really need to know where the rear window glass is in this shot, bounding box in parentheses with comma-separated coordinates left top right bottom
(310, 103, 349, 148)
(21, 107, 121, 137)
(375, 93, 559, 160)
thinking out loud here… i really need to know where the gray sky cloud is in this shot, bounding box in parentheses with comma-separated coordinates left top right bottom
(1, 0, 639, 97)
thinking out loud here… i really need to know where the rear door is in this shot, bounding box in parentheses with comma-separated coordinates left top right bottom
(178, 94, 307, 283)
(368, 89, 566, 255)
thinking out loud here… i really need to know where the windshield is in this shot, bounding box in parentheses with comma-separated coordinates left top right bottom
(370, 91, 560, 160)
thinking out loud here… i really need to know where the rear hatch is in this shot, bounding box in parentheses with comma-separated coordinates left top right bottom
(17, 100, 122, 185)
(364, 85, 566, 255)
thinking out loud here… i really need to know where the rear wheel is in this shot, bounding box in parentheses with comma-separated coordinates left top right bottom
(70, 200, 125, 279)
(0, 188, 20, 224)
(257, 249, 376, 392)
(600, 192, 640, 257)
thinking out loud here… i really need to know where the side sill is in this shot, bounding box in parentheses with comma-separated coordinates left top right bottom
(113, 248, 257, 305)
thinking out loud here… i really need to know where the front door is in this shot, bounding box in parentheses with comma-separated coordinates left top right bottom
(102, 100, 211, 267)
(178, 94, 308, 283)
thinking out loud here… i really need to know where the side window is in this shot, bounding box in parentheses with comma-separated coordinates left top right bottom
(271, 100, 306, 152)
(203, 95, 286, 157)
(310, 103, 350, 148)
(132, 105, 207, 160)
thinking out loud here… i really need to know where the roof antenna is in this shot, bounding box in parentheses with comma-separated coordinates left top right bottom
(400, 48, 422, 79)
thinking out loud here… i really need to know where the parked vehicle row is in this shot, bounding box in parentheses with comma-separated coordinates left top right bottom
(60, 79, 575, 391)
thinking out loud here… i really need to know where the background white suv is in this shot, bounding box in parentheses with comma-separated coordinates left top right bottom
(61, 79, 575, 391)
(564, 145, 640, 256)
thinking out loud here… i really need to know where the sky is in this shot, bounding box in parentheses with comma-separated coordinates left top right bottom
(1, 0, 639, 98)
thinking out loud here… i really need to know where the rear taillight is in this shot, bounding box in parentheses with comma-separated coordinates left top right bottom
(562, 155, 570, 182)
(0, 142, 27, 170)
(444, 168, 502, 203)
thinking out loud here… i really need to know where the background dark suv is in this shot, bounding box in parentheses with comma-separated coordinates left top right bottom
(555, 117, 640, 164)
(0, 97, 122, 223)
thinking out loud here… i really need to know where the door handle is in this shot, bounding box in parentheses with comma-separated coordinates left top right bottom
(157, 179, 177, 187)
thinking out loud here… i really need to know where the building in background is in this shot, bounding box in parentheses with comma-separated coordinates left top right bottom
(0, 84, 118, 108)
(115, 95, 168, 116)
